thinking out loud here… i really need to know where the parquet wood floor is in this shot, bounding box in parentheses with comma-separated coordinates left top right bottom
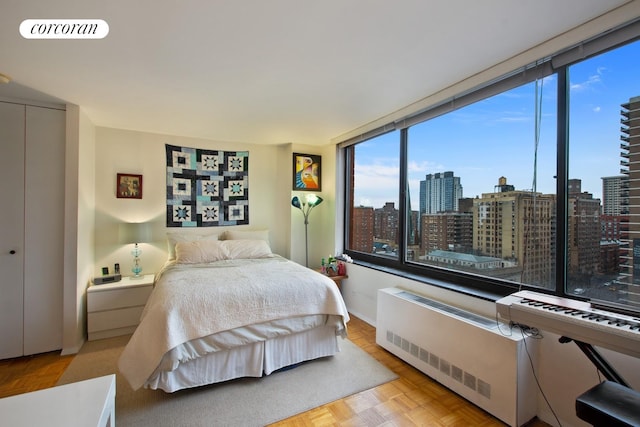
(0, 350, 73, 398)
(0, 315, 549, 426)
(270, 316, 550, 426)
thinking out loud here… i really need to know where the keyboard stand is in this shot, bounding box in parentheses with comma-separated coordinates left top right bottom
(559, 336, 629, 387)
(560, 337, 640, 426)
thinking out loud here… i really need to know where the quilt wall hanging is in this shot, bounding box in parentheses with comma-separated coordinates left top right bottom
(166, 144, 249, 227)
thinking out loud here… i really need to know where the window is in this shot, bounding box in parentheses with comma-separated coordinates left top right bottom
(343, 22, 640, 314)
(346, 130, 400, 259)
(567, 40, 640, 307)
(407, 80, 557, 289)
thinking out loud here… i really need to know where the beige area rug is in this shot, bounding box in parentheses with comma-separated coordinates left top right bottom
(57, 335, 398, 426)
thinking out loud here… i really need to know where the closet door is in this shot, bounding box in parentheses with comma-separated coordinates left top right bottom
(23, 106, 65, 355)
(0, 102, 26, 359)
(0, 102, 64, 359)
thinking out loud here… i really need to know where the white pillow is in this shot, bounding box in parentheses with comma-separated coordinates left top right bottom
(225, 239, 272, 260)
(224, 229, 269, 242)
(175, 240, 228, 264)
(166, 231, 219, 261)
(175, 239, 272, 264)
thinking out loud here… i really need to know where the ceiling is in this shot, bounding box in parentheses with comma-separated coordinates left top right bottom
(0, 0, 635, 146)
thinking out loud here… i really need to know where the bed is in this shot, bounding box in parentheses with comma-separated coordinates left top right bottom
(117, 234, 350, 393)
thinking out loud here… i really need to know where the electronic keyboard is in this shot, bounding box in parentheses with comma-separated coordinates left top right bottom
(496, 290, 640, 358)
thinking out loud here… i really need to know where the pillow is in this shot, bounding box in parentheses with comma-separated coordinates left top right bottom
(224, 229, 269, 242)
(175, 240, 228, 264)
(166, 231, 219, 261)
(225, 239, 272, 260)
(175, 239, 272, 264)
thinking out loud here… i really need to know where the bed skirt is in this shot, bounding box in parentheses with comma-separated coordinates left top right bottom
(144, 324, 341, 392)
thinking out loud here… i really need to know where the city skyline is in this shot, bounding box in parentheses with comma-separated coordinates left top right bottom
(353, 39, 640, 211)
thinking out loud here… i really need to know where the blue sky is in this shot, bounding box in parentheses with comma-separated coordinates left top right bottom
(354, 39, 640, 210)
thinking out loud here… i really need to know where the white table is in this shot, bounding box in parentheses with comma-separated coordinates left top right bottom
(0, 374, 116, 426)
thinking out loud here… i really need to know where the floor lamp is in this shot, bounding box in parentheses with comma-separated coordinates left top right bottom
(291, 194, 323, 267)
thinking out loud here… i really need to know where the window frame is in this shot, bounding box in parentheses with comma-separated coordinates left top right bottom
(341, 19, 640, 304)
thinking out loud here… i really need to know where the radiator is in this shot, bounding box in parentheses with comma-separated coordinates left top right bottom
(376, 287, 537, 426)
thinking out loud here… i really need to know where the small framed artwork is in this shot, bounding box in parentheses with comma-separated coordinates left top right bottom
(293, 153, 321, 191)
(116, 173, 143, 199)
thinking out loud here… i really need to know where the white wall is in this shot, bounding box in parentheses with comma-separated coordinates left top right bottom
(93, 128, 335, 276)
(342, 264, 640, 427)
(62, 104, 96, 355)
(290, 143, 338, 268)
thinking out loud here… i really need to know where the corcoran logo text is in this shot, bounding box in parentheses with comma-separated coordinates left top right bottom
(20, 19, 109, 39)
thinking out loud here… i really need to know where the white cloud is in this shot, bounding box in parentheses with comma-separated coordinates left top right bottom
(570, 67, 606, 92)
(358, 197, 372, 207)
(353, 161, 400, 208)
(407, 159, 441, 174)
(495, 113, 530, 123)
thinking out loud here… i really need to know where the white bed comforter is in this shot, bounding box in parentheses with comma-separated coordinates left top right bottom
(118, 255, 349, 390)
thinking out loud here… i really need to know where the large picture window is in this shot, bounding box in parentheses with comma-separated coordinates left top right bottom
(343, 24, 640, 314)
(406, 79, 557, 289)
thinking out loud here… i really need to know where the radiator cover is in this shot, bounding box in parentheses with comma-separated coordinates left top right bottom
(376, 287, 537, 426)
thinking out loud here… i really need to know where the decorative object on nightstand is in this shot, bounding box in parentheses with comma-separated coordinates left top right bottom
(291, 194, 323, 267)
(119, 222, 152, 278)
(317, 254, 350, 290)
(92, 274, 121, 285)
(323, 255, 335, 275)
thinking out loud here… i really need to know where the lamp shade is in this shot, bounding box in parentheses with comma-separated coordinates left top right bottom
(306, 194, 323, 207)
(291, 195, 323, 210)
(119, 222, 152, 244)
(291, 196, 302, 209)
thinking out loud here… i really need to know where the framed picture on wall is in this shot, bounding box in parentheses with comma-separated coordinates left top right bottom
(116, 173, 143, 199)
(292, 153, 321, 191)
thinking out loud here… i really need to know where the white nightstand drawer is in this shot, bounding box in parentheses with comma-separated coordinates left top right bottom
(88, 286, 153, 312)
(87, 274, 154, 340)
(88, 306, 145, 333)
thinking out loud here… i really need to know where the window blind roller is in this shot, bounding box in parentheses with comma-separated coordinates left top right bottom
(551, 18, 640, 69)
(395, 61, 553, 130)
(338, 18, 639, 149)
(338, 122, 397, 149)
(338, 61, 553, 149)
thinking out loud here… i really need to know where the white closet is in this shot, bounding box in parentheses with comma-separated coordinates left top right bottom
(0, 101, 65, 359)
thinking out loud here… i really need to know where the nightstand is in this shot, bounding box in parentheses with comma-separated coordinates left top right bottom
(316, 269, 348, 290)
(326, 274, 348, 289)
(87, 274, 154, 341)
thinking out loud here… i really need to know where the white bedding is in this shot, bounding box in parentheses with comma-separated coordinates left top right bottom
(118, 255, 349, 390)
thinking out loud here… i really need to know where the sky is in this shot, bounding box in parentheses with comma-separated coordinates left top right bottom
(354, 39, 640, 210)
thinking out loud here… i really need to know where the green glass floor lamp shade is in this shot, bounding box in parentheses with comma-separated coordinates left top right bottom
(291, 194, 323, 267)
(119, 222, 152, 278)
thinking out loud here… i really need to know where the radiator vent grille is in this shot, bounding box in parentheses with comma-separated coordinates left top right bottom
(378, 288, 537, 425)
(396, 291, 496, 328)
(386, 329, 491, 399)
(478, 379, 492, 399)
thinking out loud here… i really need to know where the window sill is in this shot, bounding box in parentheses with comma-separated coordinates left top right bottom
(351, 259, 511, 303)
